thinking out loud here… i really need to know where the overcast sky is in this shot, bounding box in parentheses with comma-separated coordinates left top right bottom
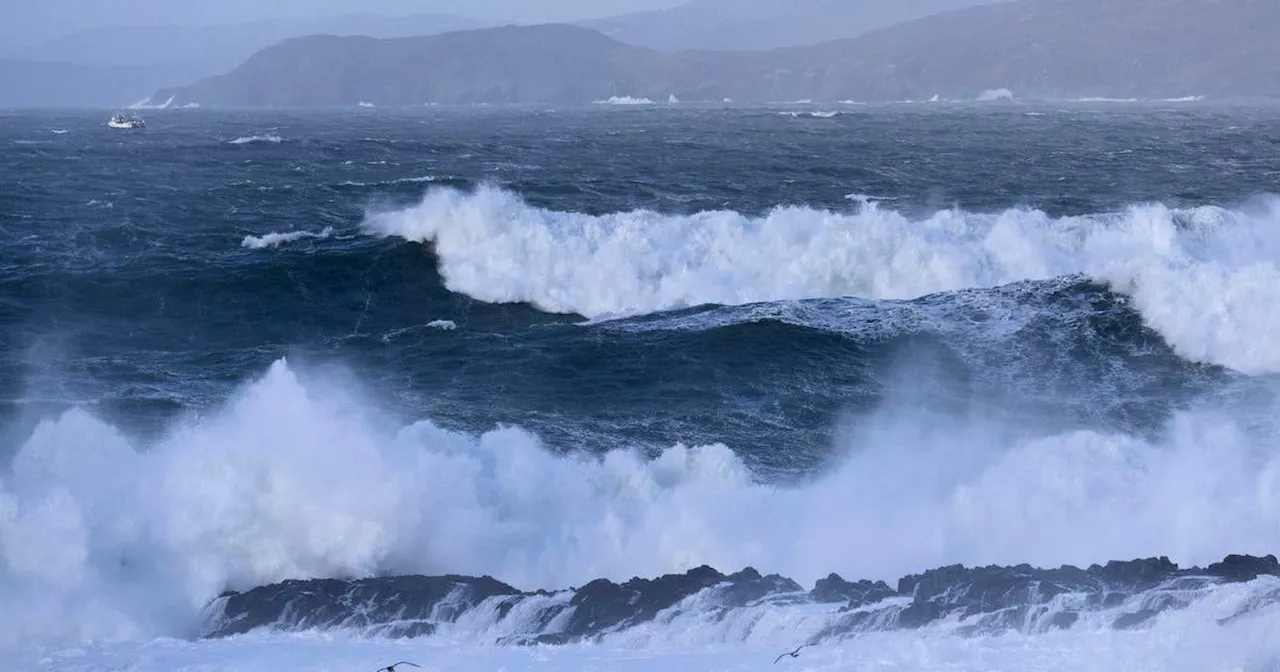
(1, 0, 687, 48)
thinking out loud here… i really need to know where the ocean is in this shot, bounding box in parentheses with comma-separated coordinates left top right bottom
(2, 102, 1279, 671)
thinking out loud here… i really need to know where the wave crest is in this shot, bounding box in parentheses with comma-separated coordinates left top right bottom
(594, 96, 655, 105)
(242, 227, 333, 249)
(363, 186, 1280, 374)
(229, 134, 283, 145)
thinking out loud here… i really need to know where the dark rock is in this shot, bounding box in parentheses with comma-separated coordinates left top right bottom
(204, 574, 521, 638)
(717, 568, 804, 607)
(1048, 611, 1080, 630)
(1101, 591, 1130, 609)
(1203, 555, 1280, 582)
(895, 599, 944, 630)
(1088, 557, 1180, 591)
(1113, 609, 1160, 630)
(889, 557, 1208, 634)
(900, 564, 1083, 624)
(561, 565, 729, 637)
(200, 553, 1280, 643)
(811, 573, 896, 608)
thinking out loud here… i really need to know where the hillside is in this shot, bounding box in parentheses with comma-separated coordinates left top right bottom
(3, 13, 489, 108)
(152, 25, 671, 107)
(150, 0, 1280, 108)
(16, 13, 488, 73)
(582, 0, 1001, 51)
(801, 0, 1280, 100)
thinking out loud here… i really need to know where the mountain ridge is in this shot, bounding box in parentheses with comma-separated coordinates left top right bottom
(149, 0, 1280, 108)
(0, 12, 488, 108)
(13, 12, 489, 71)
(581, 0, 1002, 51)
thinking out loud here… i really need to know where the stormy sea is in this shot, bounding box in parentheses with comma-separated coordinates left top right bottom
(2, 102, 1279, 671)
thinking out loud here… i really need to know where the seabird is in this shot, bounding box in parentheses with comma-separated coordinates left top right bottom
(377, 662, 421, 672)
(774, 644, 810, 664)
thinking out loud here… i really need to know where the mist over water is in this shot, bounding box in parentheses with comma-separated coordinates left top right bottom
(2, 105, 1280, 665)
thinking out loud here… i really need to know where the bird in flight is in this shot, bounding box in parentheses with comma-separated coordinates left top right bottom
(377, 662, 421, 672)
(774, 644, 810, 664)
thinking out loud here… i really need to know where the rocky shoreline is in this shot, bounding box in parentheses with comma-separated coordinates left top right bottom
(203, 554, 1280, 642)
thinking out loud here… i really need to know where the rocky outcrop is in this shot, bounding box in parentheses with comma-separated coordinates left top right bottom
(201, 554, 1280, 642)
(810, 573, 897, 607)
(208, 574, 521, 638)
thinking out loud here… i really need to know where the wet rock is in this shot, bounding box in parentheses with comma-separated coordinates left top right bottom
(204, 574, 520, 638)
(1204, 554, 1280, 582)
(201, 554, 1280, 642)
(810, 573, 896, 608)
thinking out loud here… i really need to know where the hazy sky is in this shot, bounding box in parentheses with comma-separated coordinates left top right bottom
(1, 0, 687, 48)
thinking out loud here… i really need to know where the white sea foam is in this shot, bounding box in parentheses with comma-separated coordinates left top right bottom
(781, 111, 841, 118)
(1, 357, 1278, 650)
(241, 227, 333, 249)
(426, 320, 457, 330)
(594, 96, 655, 105)
(339, 175, 437, 187)
(229, 134, 283, 145)
(18, 585, 1280, 672)
(977, 88, 1015, 102)
(363, 186, 1280, 374)
(843, 193, 899, 204)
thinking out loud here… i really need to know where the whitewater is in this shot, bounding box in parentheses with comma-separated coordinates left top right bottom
(6, 357, 1280, 668)
(365, 185, 1280, 374)
(4, 105, 1280, 671)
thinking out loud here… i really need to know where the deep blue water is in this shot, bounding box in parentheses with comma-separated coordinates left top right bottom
(3, 103, 1280, 475)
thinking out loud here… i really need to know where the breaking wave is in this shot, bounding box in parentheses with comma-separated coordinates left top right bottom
(781, 111, 842, 118)
(363, 186, 1280, 374)
(229, 134, 283, 145)
(594, 96, 655, 106)
(241, 227, 333, 249)
(2, 357, 1278, 648)
(977, 88, 1015, 102)
(337, 175, 437, 188)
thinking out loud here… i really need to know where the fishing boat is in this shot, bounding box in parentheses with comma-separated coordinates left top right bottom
(107, 114, 146, 129)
